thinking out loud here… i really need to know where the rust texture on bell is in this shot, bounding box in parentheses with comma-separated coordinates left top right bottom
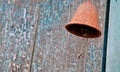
(65, 1, 101, 38)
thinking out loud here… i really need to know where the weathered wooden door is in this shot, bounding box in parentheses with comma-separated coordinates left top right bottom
(0, 0, 106, 72)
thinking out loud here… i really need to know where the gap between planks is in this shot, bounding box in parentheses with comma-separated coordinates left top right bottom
(28, 6, 40, 72)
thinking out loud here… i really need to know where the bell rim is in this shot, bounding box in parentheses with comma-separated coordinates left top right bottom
(65, 23, 102, 38)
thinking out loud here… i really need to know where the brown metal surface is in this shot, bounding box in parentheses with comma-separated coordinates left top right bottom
(65, 1, 101, 38)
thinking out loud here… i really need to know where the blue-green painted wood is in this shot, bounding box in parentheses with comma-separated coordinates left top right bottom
(0, 0, 106, 72)
(106, 0, 120, 72)
(0, 0, 40, 71)
(32, 0, 106, 72)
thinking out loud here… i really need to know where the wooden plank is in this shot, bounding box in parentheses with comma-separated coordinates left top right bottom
(32, 0, 106, 72)
(0, 0, 106, 72)
(0, 0, 40, 72)
(106, 0, 120, 72)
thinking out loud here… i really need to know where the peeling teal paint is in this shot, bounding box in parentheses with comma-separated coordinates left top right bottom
(0, 0, 105, 72)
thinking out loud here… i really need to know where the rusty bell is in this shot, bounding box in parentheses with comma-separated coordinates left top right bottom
(65, 1, 101, 38)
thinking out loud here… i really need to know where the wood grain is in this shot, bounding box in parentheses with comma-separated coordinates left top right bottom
(32, 0, 106, 72)
(0, 0, 106, 72)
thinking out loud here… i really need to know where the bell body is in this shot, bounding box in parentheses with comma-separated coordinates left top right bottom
(65, 1, 101, 38)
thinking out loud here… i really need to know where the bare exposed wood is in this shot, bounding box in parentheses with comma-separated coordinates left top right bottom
(32, 0, 106, 72)
(0, 0, 106, 72)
